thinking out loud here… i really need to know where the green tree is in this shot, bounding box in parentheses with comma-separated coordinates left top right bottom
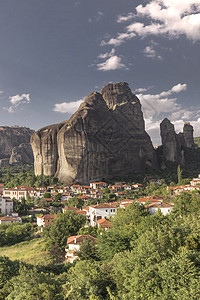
(6, 266, 63, 300)
(78, 237, 99, 261)
(44, 211, 86, 260)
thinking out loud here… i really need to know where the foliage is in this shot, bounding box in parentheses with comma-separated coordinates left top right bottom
(0, 165, 59, 188)
(77, 237, 99, 261)
(78, 225, 98, 237)
(65, 260, 116, 300)
(67, 196, 84, 209)
(44, 211, 86, 260)
(7, 266, 63, 300)
(0, 223, 32, 247)
(172, 191, 200, 217)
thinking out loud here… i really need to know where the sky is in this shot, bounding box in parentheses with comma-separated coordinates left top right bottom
(0, 0, 200, 145)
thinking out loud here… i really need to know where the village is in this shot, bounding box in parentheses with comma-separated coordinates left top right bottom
(1, 173, 200, 262)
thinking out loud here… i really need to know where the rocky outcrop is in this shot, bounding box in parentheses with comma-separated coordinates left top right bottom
(160, 118, 195, 165)
(31, 82, 158, 184)
(0, 126, 34, 166)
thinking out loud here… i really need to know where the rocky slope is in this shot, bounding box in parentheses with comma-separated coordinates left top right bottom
(31, 82, 158, 184)
(0, 126, 34, 166)
(160, 118, 195, 165)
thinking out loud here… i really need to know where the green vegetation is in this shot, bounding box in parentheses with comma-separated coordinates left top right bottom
(0, 194, 200, 299)
(0, 238, 53, 266)
(0, 223, 33, 247)
(194, 137, 200, 147)
(0, 165, 59, 188)
(43, 211, 86, 262)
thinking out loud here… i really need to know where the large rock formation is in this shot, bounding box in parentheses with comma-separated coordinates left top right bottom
(160, 118, 195, 165)
(0, 126, 34, 166)
(31, 82, 158, 184)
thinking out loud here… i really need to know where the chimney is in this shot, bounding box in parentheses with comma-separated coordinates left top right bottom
(74, 237, 77, 243)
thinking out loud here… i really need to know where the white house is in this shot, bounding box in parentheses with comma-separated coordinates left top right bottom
(65, 234, 97, 263)
(89, 203, 117, 226)
(0, 197, 13, 215)
(90, 182, 107, 189)
(0, 216, 22, 224)
(145, 202, 173, 216)
(37, 214, 56, 227)
(3, 186, 35, 201)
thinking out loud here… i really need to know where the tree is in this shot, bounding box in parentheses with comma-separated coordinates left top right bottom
(78, 237, 99, 261)
(6, 266, 63, 300)
(43, 192, 51, 199)
(44, 211, 86, 260)
(65, 260, 115, 299)
(54, 193, 62, 201)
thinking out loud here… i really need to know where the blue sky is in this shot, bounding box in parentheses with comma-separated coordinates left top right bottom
(0, 0, 200, 144)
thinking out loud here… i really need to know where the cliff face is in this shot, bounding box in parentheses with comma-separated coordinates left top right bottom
(31, 82, 158, 184)
(160, 118, 195, 165)
(0, 126, 34, 166)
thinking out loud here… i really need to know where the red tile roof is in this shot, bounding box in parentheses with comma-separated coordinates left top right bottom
(67, 235, 97, 245)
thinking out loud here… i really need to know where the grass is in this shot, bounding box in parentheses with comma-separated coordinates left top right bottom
(0, 237, 53, 266)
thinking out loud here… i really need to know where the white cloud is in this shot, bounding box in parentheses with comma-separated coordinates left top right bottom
(53, 98, 84, 114)
(117, 13, 135, 23)
(4, 93, 30, 113)
(102, 1, 200, 46)
(135, 82, 200, 144)
(143, 45, 163, 60)
(97, 55, 127, 71)
(98, 48, 116, 59)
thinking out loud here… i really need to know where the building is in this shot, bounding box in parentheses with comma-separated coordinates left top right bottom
(90, 182, 107, 189)
(65, 235, 97, 263)
(3, 186, 35, 200)
(89, 203, 117, 226)
(145, 202, 173, 216)
(0, 216, 22, 224)
(97, 218, 112, 231)
(37, 214, 56, 227)
(0, 197, 13, 215)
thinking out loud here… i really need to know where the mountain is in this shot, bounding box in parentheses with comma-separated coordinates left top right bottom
(31, 82, 158, 184)
(0, 126, 34, 166)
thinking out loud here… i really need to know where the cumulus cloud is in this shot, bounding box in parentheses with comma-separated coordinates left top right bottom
(102, 0, 200, 46)
(4, 93, 30, 113)
(137, 83, 187, 118)
(53, 98, 84, 114)
(97, 55, 127, 71)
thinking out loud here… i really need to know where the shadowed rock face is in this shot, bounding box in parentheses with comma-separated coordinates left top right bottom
(0, 126, 34, 166)
(31, 82, 158, 184)
(160, 118, 195, 165)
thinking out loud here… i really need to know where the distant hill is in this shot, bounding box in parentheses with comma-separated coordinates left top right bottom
(194, 137, 200, 147)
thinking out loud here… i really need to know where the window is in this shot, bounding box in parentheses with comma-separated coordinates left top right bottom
(105, 210, 107, 212)
(111, 209, 112, 212)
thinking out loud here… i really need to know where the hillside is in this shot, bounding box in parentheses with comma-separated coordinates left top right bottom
(0, 237, 53, 266)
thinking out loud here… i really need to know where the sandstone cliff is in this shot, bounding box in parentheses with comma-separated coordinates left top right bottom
(160, 118, 195, 165)
(0, 126, 34, 166)
(31, 82, 158, 184)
